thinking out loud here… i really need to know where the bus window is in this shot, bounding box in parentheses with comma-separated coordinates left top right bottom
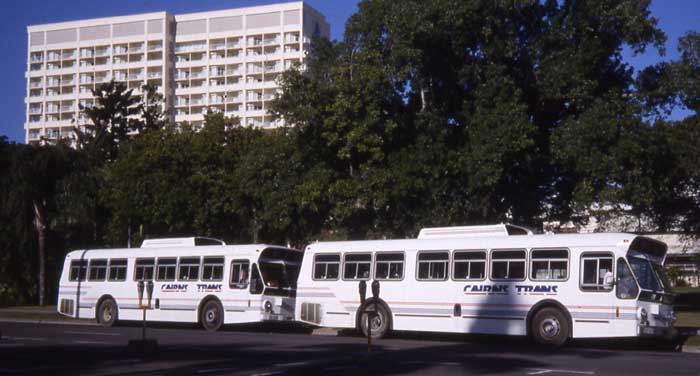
(69, 260, 87, 281)
(108, 259, 127, 281)
(230, 260, 250, 289)
(490, 250, 526, 280)
(616, 258, 639, 299)
(417, 251, 449, 281)
(156, 258, 177, 281)
(453, 250, 486, 280)
(178, 257, 201, 281)
(375, 253, 404, 280)
(88, 259, 107, 281)
(134, 258, 155, 281)
(250, 263, 263, 295)
(530, 249, 568, 281)
(343, 253, 371, 280)
(313, 254, 340, 280)
(580, 253, 613, 291)
(202, 256, 225, 281)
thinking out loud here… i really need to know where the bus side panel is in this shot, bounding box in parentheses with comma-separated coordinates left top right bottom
(56, 255, 77, 318)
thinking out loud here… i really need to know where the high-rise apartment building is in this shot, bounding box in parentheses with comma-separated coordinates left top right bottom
(24, 2, 329, 143)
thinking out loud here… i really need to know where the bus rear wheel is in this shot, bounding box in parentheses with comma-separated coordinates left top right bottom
(201, 300, 224, 332)
(97, 298, 117, 327)
(531, 307, 569, 347)
(359, 302, 390, 339)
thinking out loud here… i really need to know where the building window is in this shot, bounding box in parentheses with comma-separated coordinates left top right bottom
(375, 253, 404, 280)
(343, 253, 371, 280)
(313, 254, 340, 280)
(580, 253, 614, 291)
(202, 256, 224, 281)
(453, 250, 486, 280)
(178, 257, 201, 281)
(69, 260, 87, 282)
(530, 249, 568, 281)
(108, 259, 127, 281)
(490, 249, 526, 280)
(156, 258, 177, 281)
(417, 251, 449, 281)
(88, 259, 107, 281)
(134, 258, 155, 281)
(230, 260, 250, 289)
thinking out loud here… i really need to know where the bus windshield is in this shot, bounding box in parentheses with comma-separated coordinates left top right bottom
(258, 248, 302, 296)
(628, 256, 669, 292)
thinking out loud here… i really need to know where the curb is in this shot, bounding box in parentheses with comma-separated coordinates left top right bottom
(682, 344, 700, 353)
(0, 318, 98, 326)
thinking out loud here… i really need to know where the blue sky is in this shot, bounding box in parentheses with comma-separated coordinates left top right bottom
(0, 0, 697, 143)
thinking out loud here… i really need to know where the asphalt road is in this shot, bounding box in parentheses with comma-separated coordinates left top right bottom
(0, 321, 698, 376)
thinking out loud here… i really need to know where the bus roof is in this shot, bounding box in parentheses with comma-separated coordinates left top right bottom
(65, 243, 298, 260)
(305, 232, 651, 254)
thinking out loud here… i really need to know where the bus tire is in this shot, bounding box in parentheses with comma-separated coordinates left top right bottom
(531, 307, 569, 347)
(97, 298, 118, 327)
(200, 299, 224, 332)
(358, 302, 390, 339)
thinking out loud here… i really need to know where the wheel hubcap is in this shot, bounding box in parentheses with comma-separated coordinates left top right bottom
(541, 317, 560, 338)
(103, 306, 112, 322)
(207, 309, 217, 323)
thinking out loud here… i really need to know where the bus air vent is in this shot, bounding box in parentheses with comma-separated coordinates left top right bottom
(59, 299, 74, 315)
(300, 302, 321, 324)
(417, 224, 533, 239)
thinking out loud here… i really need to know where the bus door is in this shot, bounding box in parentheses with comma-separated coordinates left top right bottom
(228, 259, 256, 322)
(578, 252, 615, 337)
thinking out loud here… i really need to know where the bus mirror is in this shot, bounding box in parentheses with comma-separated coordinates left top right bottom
(603, 272, 615, 289)
(359, 280, 367, 304)
(371, 280, 380, 300)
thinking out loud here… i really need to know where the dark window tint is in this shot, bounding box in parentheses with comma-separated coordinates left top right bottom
(453, 251, 486, 280)
(616, 258, 639, 299)
(530, 249, 568, 280)
(69, 260, 87, 281)
(343, 253, 371, 280)
(250, 263, 263, 295)
(202, 256, 224, 281)
(108, 259, 127, 281)
(134, 258, 155, 281)
(88, 259, 107, 281)
(156, 258, 177, 281)
(375, 253, 404, 280)
(313, 254, 340, 280)
(580, 255, 614, 291)
(417, 251, 449, 280)
(230, 260, 250, 289)
(490, 250, 526, 280)
(178, 257, 200, 281)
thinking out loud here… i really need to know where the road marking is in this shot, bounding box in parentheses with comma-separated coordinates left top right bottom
(65, 330, 121, 336)
(73, 340, 112, 345)
(324, 365, 359, 371)
(526, 368, 594, 375)
(252, 372, 286, 376)
(275, 361, 308, 367)
(437, 362, 461, 366)
(5, 336, 45, 341)
(0, 343, 25, 347)
(197, 367, 238, 374)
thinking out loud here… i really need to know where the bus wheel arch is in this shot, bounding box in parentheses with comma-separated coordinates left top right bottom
(356, 298, 393, 339)
(198, 295, 224, 332)
(96, 295, 118, 327)
(527, 300, 572, 346)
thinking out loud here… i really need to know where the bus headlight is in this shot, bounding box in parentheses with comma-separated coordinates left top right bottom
(637, 308, 648, 325)
(263, 300, 273, 313)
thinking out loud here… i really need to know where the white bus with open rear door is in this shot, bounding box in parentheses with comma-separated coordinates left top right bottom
(295, 224, 677, 346)
(57, 237, 302, 331)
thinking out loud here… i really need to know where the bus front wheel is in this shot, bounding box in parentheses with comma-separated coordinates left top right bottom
(200, 300, 224, 332)
(531, 307, 569, 347)
(359, 302, 390, 339)
(97, 298, 118, 327)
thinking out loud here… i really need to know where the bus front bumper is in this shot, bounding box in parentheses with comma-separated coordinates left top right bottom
(262, 313, 293, 321)
(639, 325, 700, 339)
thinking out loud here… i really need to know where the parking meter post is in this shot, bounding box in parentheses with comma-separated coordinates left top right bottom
(359, 280, 366, 305)
(146, 281, 154, 309)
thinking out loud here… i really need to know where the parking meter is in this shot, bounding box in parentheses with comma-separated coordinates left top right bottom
(137, 280, 145, 307)
(146, 280, 154, 308)
(371, 280, 380, 300)
(359, 280, 367, 305)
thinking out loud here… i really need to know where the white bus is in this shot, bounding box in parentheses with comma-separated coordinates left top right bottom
(57, 237, 302, 331)
(295, 224, 677, 346)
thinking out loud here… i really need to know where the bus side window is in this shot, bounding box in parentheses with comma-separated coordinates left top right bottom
(452, 250, 486, 280)
(490, 250, 526, 280)
(69, 260, 87, 282)
(530, 249, 568, 281)
(313, 254, 340, 280)
(416, 251, 449, 281)
(156, 258, 177, 281)
(202, 256, 225, 281)
(178, 257, 201, 281)
(580, 253, 613, 291)
(230, 260, 250, 289)
(250, 263, 263, 295)
(108, 259, 127, 281)
(134, 258, 155, 281)
(343, 253, 371, 280)
(375, 252, 404, 280)
(88, 259, 107, 281)
(616, 258, 639, 299)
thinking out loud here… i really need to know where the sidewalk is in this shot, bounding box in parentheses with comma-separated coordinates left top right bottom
(0, 306, 96, 326)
